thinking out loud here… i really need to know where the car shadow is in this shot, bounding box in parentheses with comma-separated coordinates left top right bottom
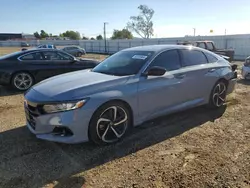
(0, 86, 23, 97)
(0, 105, 226, 188)
(237, 79, 250, 86)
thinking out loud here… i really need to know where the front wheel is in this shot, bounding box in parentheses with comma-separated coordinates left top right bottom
(208, 80, 228, 108)
(88, 102, 132, 145)
(11, 72, 34, 91)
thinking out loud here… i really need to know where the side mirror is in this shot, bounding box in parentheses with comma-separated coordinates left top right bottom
(143, 66, 167, 76)
(70, 58, 77, 63)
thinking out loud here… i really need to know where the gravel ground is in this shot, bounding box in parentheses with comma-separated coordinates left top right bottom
(0, 61, 249, 188)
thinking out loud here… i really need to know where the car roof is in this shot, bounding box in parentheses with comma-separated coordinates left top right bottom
(63, 45, 79, 48)
(22, 48, 58, 53)
(122, 44, 203, 53)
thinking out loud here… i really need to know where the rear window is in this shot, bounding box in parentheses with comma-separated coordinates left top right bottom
(204, 52, 218, 63)
(180, 50, 208, 66)
(0, 51, 23, 60)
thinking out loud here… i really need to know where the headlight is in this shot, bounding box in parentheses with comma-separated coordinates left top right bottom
(43, 100, 87, 113)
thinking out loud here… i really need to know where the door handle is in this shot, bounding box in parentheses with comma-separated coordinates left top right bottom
(175, 74, 186, 79)
(208, 69, 216, 73)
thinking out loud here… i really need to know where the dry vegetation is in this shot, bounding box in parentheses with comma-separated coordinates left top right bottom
(0, 47, 249, 188)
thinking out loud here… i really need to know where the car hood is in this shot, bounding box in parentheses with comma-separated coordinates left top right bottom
(30, 70, 130, 101)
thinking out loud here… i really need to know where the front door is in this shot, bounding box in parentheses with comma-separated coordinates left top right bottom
(41, 51, 73, 77)
(137, 49, 186, 121)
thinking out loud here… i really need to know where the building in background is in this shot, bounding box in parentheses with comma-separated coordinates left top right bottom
(0, 33, 22, 40)
(0, 33, 35, 41)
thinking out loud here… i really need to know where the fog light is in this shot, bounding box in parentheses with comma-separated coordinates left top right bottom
(52, 127, 73, 137)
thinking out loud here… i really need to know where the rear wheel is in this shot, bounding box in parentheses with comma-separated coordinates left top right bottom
(11, 72, 34, 91)
(208, 80, 227, 108)
(88, 101, 132, 145)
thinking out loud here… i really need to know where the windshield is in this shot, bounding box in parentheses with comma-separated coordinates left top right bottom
(92, 50, 154, 76)
(0, 51, 23, 60)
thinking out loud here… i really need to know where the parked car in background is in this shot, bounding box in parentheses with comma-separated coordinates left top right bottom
(61, 46, 86, 57)
(177, 40, 235, 62)
(37, 44, 57, 49)
(21, 42, 30, 47)
(0, 49, 99, 91)
(242, 56, 250, 79)
(24, 45, 237, 145)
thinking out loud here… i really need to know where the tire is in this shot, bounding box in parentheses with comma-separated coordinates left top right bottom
(88, 101, 132, 145)
(77, 52, 82, 57)
(208, 80, 228, 109)
(11, 72, 34, 91)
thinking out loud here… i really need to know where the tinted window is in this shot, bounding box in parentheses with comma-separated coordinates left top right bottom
(20, 52, 43, 60)
(43, 51, 71, 60)
(92, 51, 154, 76)
(196, 42, 206, 49)
(180, 50, 208, 66)
(0, 51, 23, 60)
(58, 52, 73, 60)
(204, 52, 218, 63)
(206, 42, 214, 50)
(149, 50, 181, 71)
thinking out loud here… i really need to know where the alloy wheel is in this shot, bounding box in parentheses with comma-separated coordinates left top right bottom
(13, 73, 33, 90)
(96, 106, 128, 143)
(212, 82, 227, 107)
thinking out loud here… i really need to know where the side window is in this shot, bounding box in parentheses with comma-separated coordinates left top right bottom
(19, 52, 43, 61)
(43, 51, 62, 60)
(205, 52, 218, 63)
(58, 52, 73, 60)
(180, 50, 208, 66)
(149, 50, 181, 71)
(206, 42, 214, 50)
(196, 42, 206, 49)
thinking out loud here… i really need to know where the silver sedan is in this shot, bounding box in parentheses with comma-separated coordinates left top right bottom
(24, 45, 237, 145)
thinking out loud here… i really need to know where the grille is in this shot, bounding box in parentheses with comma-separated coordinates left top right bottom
(25, 101, 40, 130)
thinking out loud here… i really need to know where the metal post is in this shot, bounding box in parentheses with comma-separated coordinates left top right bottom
(193, 28, 196, 37)
(104, 22, 108, 53)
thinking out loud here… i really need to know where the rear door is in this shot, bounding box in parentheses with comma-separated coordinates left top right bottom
(178, 49, 219, 102)
(18, 52, 53, 82)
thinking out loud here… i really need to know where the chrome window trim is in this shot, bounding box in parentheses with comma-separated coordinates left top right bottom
(17, 51, 42, 61)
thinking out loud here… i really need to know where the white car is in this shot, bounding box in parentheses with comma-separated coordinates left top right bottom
(242, 56, 250, 79)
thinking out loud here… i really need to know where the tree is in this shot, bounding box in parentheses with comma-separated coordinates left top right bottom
(40, 30, 49, 38)
(90, 37, 95, 40)
(111, 29, 133, 39)
(34, 31, 40, 39)
(60, 30, 81, 40)
(127, 5, 154, 38)
(96, 35, 103, 40)
(82, 36, 89, 40)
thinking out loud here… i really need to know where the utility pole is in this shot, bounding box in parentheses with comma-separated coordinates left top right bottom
(225, 29, 227, 35)
(104, 22, 108, 53)
(193, 28, 196, 37)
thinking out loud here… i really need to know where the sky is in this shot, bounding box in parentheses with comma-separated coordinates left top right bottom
(0, 0, 250, 38)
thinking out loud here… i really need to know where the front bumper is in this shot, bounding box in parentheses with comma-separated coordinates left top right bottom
(242, 66, 250, 79)
(24, 102, 95, 144)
